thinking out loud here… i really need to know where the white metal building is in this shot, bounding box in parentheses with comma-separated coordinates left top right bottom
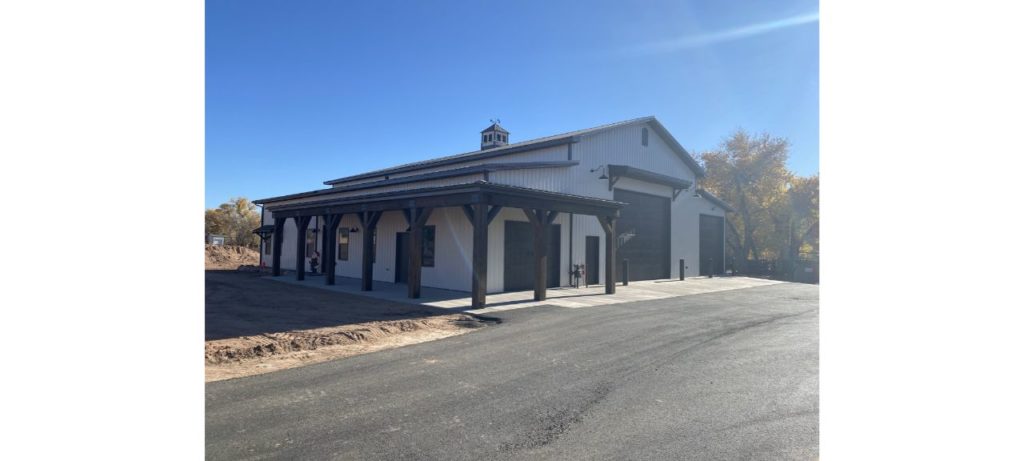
(254, 116, 731, 308)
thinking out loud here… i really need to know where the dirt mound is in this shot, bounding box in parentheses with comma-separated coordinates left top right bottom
(205, 244, 260, 270)
(205, 314, 481, 365)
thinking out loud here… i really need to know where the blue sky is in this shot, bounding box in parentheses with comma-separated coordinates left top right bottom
(206, 0, 819, 208)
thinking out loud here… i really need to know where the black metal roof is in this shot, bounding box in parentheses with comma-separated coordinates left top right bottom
(251, 224, 275, 235)
(265, 181, 626, 219)
(607, 164, 694, 190)
(322, 116, 704, 186)
(697, 188, 735, 212)
(255, 161, 578, 205)
(480, 123, 509, 133)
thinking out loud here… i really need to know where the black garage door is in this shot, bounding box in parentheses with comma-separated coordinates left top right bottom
(504, 221, 560, 291)
(614, 189, 670, 281)
(699, 214, 725, 276)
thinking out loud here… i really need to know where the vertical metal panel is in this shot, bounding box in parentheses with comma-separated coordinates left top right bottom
(420, 207, 473, 292)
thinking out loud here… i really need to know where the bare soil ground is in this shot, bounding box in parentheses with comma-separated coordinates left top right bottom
(205, 271, 491, 382)
(205, 244, 260, 270)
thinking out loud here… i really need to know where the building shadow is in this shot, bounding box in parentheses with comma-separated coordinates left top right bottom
(205, 270, 495, 341)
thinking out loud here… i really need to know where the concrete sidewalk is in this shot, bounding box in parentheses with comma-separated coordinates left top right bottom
(266, 274, 784, 313)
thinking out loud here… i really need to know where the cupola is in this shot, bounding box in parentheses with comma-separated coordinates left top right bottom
(480, 120, 509, 150)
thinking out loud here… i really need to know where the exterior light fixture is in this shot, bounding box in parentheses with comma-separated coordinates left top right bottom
(590, 165, 608, 180)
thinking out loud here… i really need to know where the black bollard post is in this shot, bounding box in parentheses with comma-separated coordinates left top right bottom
(708, 258, 714, 278)
(680, 259, 685, 281)
(622, 259, 629, 286)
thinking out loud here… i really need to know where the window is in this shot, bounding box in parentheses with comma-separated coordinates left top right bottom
(306, 229, 316, 256)
(264, 237, 272, 255)
(337, 228, 350, 261)
(423, 226, 436, 267)
(642, 127, 649, 147)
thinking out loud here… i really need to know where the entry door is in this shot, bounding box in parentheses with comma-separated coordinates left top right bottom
(503, 221, 561, 291)
(395, 232, 409, 283)
(585, 236, 600, 285)
(699, 215, 725, 276)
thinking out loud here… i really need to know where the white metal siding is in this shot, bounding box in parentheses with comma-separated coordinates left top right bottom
(262, 122, 718, 291)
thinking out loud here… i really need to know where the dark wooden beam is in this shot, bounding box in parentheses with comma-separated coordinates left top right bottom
(545, 210, 560, 225)
(523, 207, 541, 226)
(358, 211, 382, 291)
(319, 216, 329, 274)
(471, 202, 488, 309)
(324, 214, 342, 285)
(406, 207, 433, 298)
(294, 215, 312, 281)
(461, 204, 475, 224)
(401, 208, 412, 230)
(270, 186, 622, 222)
(486, 205, 503, 224)
(271, 217, 285, 276)
(599, 215, 617, 294)
(526, 208, 550, 301)
(607, 174, 620, 191)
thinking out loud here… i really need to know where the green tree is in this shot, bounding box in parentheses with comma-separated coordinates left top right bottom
(700, 129, 794, 268)
(205, 197, 261, 248)
(785, 174, 819, 259)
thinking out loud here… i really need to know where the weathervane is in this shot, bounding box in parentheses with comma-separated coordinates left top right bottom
(490, 118, 501, 125)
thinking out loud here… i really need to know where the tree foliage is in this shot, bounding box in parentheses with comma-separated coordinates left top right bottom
(699, 129, 818, 268)
(205, 197, 261, 248)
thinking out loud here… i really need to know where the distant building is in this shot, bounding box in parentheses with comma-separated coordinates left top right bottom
(254, 116, 731, 308)
(208, 234, 226, 246)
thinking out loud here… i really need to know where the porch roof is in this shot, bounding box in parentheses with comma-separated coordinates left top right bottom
(264, 181, 626, 219)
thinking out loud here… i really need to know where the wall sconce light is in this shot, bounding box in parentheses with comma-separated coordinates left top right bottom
(590, 165, 608, 180)
(349, 227, 359, 233)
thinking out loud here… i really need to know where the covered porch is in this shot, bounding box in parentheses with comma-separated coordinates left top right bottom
(257, 181, 625, 309)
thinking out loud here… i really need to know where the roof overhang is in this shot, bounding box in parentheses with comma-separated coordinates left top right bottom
(606, 164, 693, 200)
(696, 188, 735, 212)
(252, 225, 275, 237)
(265, 181, 624, 219)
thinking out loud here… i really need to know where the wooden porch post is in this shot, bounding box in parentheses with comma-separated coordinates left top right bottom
(271, 217, 285, 276)
(525, 208, 559, 301)
(294, 215, 311, 281)
(599, 215, 617, 294)
(407, 207, 433, 298)
(471, 202, 488, 309)
(358, 211, 382, 291)
(324, 214, 342, 285)
(319, 216, 329, 275)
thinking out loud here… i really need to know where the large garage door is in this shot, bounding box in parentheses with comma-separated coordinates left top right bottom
(699, 214, 725, 276)
(504, 221, 561, 291)
(614, 189, 670, 281)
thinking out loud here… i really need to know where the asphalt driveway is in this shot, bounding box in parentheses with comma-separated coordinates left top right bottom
(206, 282, 818, 460)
